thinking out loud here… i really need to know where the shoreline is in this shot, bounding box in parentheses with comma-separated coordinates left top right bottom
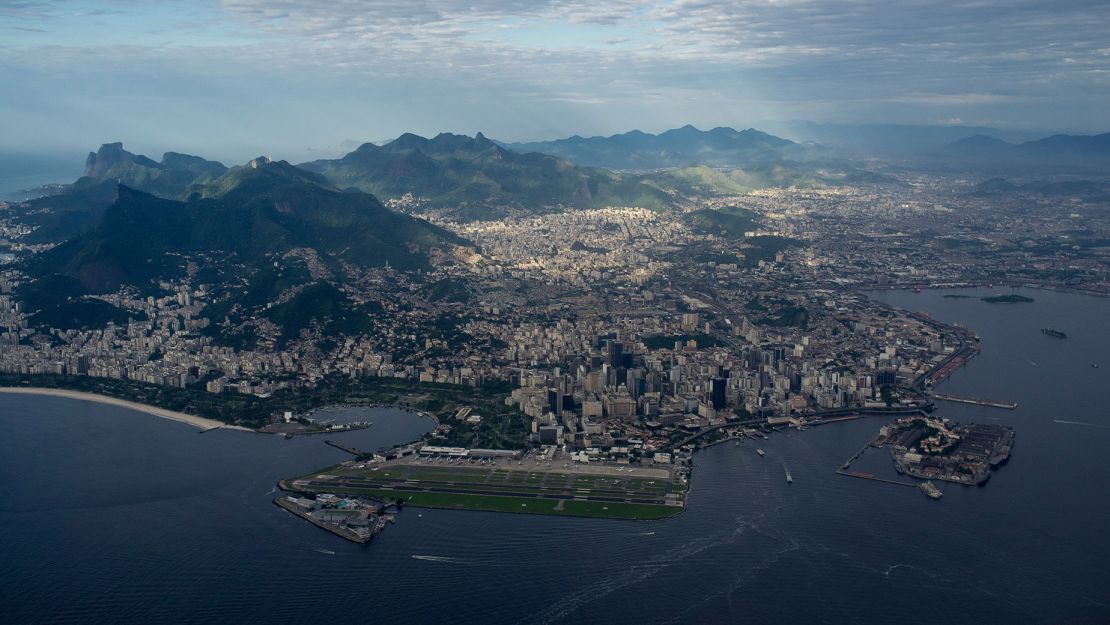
(0, 387, 254, 432)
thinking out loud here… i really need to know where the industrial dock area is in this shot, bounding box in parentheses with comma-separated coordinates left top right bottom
(274, 494, 394, 544)
(878, 416, 1014, 486)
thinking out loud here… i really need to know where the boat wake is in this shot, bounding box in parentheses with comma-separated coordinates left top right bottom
(522, 513, 773, 625)
(411, 555, 462, 563)
(1053, 419, 1110, 430)
(314, 548, 336, 555)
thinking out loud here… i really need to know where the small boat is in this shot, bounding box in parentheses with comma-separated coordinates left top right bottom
(756, 449, 766, 457)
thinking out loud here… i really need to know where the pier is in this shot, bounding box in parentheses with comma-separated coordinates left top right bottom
(836, 442, 917, 488)
(325, 440, 369, 457)
(931, 393, 1017, 409)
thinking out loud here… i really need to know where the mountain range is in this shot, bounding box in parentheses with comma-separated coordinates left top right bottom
(83, 142, 229, 198)
(943, 133, 1110, 168)
(503, 125, 803, 170)
(299, 132, 673, 219)
(30, 157, 463, 294)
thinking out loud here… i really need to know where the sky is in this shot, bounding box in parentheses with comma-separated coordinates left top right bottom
(2, 0, 1109, 163)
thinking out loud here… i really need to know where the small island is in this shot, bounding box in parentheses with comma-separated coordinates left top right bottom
(877, 416, 1014, 485)
(981, 294, 1034, 303)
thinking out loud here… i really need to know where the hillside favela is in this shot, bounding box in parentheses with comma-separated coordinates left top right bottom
(1, 2, 1108, 625)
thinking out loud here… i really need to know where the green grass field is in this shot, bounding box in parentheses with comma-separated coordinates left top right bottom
(289, 462, 685, 520)
(335, 487, 682, 520)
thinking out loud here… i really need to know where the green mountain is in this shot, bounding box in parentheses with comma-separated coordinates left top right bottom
(686, 205, 761, 238)
(84, 142, 228, 198)
(6, 177, 120, 242)
(300, 132, 674, 218)
(29, 157, 465, 293)
(6, 144, 230, 243)
(640, 163, 890, 196)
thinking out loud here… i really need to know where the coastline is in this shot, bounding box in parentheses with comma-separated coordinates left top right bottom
(0, 387, 254, 432)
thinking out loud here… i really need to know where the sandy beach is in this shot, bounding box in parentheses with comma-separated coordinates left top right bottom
(0, 387, 254, 432)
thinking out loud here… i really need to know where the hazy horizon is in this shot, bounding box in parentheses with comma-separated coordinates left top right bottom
(3, 1, 1109, 161)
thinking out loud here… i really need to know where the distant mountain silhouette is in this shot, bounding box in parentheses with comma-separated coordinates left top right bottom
(503, 125, 799, 169)
(943, 132, 1110, 168)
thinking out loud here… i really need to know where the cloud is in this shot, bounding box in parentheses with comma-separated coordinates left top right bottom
(0, 0, 1108, 150)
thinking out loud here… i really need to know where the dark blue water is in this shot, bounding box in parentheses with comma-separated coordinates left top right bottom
(2, 287, 1108, 624)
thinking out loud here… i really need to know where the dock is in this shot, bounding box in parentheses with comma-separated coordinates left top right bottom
(273, 497, 381, 544)
(836, 442, 916, 487)
(835, 469, 916, 487)
(931, 393, 1017, 410)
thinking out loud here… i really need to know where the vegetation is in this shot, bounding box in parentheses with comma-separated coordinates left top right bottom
(299, 132, 674, 218)
(324, 488, 681, 520)
(0, 372, 517, 429)
(981, 294, 1034, 303)
(30, 160, 462, 291)
(686, 205, 761, 238)
(742, 236, 805, 267)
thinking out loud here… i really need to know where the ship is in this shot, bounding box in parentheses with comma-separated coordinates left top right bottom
(919, 481, 943, 500)
(756, 449, 766, 457)
(1041, 328, 1067, 339)
(784, 466, 793, 483)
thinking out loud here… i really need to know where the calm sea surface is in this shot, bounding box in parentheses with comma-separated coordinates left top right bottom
(2, 287, 1108, 624)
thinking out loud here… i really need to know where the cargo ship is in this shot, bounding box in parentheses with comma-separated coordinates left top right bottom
(1041, 328, 1067, 339)
(919, 481, 943, 500)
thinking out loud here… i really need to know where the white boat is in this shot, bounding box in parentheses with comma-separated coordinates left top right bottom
(756, 449, 766, 457)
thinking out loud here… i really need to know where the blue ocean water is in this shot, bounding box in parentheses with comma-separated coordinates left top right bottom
(1, 287, 1108, 624)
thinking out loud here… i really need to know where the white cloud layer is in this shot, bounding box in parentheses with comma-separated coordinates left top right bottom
(1, 0, 1108, 156)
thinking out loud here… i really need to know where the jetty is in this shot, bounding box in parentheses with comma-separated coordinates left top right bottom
(836, 441, 916, 488)
(325, 440, 370, 457)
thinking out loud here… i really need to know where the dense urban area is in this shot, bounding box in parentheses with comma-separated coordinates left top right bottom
(0, 134, 1106, 518)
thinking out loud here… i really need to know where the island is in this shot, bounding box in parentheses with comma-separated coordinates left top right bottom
(876, 416, 1014, 485)
(981, 294, 1034, 303)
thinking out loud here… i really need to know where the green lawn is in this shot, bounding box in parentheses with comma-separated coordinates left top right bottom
(336, 488, 681, 520)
